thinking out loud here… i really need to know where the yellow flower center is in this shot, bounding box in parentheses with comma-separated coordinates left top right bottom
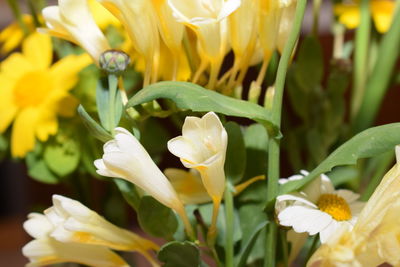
(14, 71, 52, 107)
(317, 194, 351, 221)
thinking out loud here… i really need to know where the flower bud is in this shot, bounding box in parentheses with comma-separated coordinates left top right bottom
(99, 49, 130, 75)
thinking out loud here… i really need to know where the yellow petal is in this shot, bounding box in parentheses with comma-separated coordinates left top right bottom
(11, 107, 38, 157)
(49, 53, 92, 91)
(35, 108, 58, 142)
(22, 32, 53, 70)
(0, 15, 34, 54)
(0, 75, 18, 133)
(371, 0, 395, 33)
(0, 53, 34, 79)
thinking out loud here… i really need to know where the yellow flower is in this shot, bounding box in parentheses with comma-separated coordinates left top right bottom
(307, 146, 400, 267)
(0, 33, 91, 157)
(334, 0, 396, 33)
(98, 0, 160, 85)
(41, 0, 110, 63)
(88, 0, 120, 29)
(23, 213, 129, 267)
(0, 15, 35, 54)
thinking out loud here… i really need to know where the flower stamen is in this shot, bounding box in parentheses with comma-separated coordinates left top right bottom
(317, 194, 351, 221)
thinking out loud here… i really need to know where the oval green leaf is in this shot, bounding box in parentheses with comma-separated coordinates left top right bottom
(280, 123, 400, 195)
(126, 81, 279, 136)
(158, 241, 200, 267)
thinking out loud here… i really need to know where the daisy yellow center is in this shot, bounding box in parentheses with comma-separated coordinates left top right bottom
(14, 71, 52, 107)
(317, 194, 351, 221)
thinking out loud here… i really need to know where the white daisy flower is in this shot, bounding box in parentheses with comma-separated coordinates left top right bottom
(276, 171, 365, 243)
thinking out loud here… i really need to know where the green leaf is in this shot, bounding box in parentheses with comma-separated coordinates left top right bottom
(0, 134, 8, 161)
(26, 146, 59, 184)
(77, 105, 113, 143)
(236, 220, 269, 267)
(158, 241, 200, 267)
(138, 196, 178, 239)
(44, 136, 80, 177)
(224, 122, 246, 184)
(126, 81, 279, 136)
(96, 80, 111, 131)
(114, 179, 141, 211)
(280, 123, 400, 195)
(294, 36, 324, 89)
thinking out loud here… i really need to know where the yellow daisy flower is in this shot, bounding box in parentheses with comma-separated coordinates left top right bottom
(334, 0, 396, 33)
(0, 32, 91, 158)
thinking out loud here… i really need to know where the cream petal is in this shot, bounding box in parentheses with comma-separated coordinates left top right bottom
(218, 0, 241, 21)
(23, 213, 54, 239)
(276, 193, 317, 208)
(336, 189, 360, 203)
(319, 220, 342, 244)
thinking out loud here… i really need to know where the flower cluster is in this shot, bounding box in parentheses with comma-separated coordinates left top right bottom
(41, 0, 297, 91)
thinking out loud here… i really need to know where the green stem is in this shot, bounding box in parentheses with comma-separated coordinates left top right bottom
(224, 183, 234, 267)
(279, 229, 289, 267)
(312, 0, 322, 36)
(108, 75, 118, 136)
(352, 1, 400, 133)
(350, 0, 371, 121)
(305, 235, 319, 264)
(264, 0, 307, 266)
(6, 0, 29, 35)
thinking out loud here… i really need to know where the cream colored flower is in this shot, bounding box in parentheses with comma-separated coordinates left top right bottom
(276, 171, 365, 243)
(23, 213, 129, 267)
(98, 0, 160, 85)
(168, 112, 227, 242)
(41, 0, 110, 63)
(94, 127, 194, 237)
(168, 0, 241, 88)
(308, 146, 400, 267)
(46, 195, 159, 255)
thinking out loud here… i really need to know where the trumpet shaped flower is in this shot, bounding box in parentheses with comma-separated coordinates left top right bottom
(308, 146, 400, 267)
(0, 33, 91, 157)
(98, 0, 160, 85)
(168, 112, 227, 241)
(168, 0, 241, 88)
(46, 195, 159, 256)
(41, 0, 110, 63)
(95, 127, 194, 237)
(23, 213, 129, 267)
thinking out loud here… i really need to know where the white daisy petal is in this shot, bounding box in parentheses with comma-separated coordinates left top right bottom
(336, 189, 360, 203)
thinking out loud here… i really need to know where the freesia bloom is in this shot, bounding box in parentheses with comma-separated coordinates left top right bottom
(23, 213, 129, 267)
(168, 0, 241, 88)
(46, 195, 159, 266)
(276, 171, 365, 243)
(334, 0, 396, 33)
(0, 32, 91, 157)
(168, 112, 228, 241)
(308, 146, 400, 267)
(41, 0, 110, 63)
(94, 127, 194, 237)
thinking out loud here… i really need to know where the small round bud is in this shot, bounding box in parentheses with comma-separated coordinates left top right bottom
(99, 49, 131, 75)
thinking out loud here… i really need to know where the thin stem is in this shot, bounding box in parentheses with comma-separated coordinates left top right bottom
(108, 75, 119, 136)
(332, 23, 345, 59)
(207, 198, 221, 247)
(312, 0, 322, 36)
(352, 1, 400, 133)
(279, 229, 289, 267)
(305, 235, 319, 263)
(264, 0, 307, 266)
(177, 208, 195, 241)
(224, 183, 234, 267)
(350, 0, 371, 121)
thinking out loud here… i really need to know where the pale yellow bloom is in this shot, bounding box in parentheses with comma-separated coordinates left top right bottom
(88, 0, 120, 29)
(0, 15, 34, 54)
(41, 0, 110, 63)
(168, 0, 241, 88)
(168, 112, 228, 241)
(98, 0, 160, 85)
(94, 127, 194, 237)
(23, 213, 129, 267)
(307, 146, 400, 267)
(45, 195, 159, 266)
(334, 0, 396, 33)
(0, 33, 91, 157)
